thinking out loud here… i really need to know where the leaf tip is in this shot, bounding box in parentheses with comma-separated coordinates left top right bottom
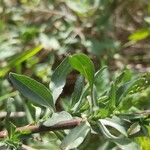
(9, 72, 17, 80)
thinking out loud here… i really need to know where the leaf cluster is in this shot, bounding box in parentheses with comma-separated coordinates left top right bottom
(2, 53, 149, 150)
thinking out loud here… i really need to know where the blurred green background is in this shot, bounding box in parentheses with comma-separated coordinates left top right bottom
(0, 0, 150, 75)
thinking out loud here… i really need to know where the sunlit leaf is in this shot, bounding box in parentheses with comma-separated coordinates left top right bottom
(128, 29, 150, 42)
(69, 53, 95, 88)
(0, 45, 43, 77)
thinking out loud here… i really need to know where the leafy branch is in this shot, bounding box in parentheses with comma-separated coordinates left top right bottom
(0, 53, 149, 149)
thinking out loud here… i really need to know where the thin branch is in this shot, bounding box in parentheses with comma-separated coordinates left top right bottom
(24, 8, 75, 21)
(0, 118, 82, 138)
(0, 112, 25, 118)
(135, 110, 150, 115)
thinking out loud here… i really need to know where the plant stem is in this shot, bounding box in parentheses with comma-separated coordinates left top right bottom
(0, 118, 82, 138)
(0, 112, 25, 118)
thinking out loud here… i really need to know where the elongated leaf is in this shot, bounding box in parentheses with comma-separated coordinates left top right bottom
(60, 122, 90, 150)
(9, 73, 54, 110)
(43, 111, 72, 127)
(128, 28, 150, 42)
(92, 84, 98, 108)
(69, 53, 95, 88)
(9, 45, 43, 66)
(71, 75, 84, 106)
(71, 67, 106, 112)
(94, 66, 109, 96)
(71, 67, 109, 112)
(127, 123, 141, 135)
(95, 66, 107, 79)
(115, 69, 132, 85)
(116, 74, 150, 105)
(108, 82, 116, 110)
(50, 57, 72, 104)
(98, 118, 127, 139)
(71, 83, 89, 112)
(112, 138, 140, 150)
(0, 45, 43, 77)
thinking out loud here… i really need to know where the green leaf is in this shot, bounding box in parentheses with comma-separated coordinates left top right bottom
(107, 82, 116, 110)
(116, 74, 150, 105)
(71, 83, 89, 113)
(69, 53, 95, 88)
(112, 138, 140, 150)
(115, 69, 132, 85)
(60, 122, 90, 150)
(98, 118, 127, 139)
(71, 75, 84, 107)
(127, 122, 141, 135)
(50, 57, 72, 104)
(43, 111, 72, 127)
(9, 45, 43, 66)
(128, 29, 150, 42)
(9, 72, 54, 110)
(94, 66, 109, 96)
(71, 67, 107, 112)
(0, 91, 18, 102)
(0, 45, 43, 77)
(95, 66, 108, 79)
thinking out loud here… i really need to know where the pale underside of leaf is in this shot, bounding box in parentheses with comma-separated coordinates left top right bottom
(60, 122, 90, 150)
(99, 119, 127, 139)
(43, 111, 72, 127)
(50, 57, 72, 104)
